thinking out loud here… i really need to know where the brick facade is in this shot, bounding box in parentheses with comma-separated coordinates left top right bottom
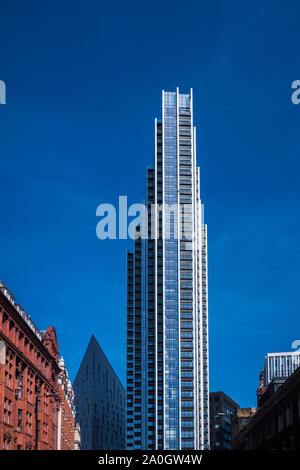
(57, 357, 80, 449)
(0, 281, 60, 450)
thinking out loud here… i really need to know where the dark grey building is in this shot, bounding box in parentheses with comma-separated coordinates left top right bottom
(74, 335, 125, 450)
(209, 391, 239, 450)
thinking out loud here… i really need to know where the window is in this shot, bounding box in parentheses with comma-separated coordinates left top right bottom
(26, 412, 32, 435)
(182, 420, 194, 428)
(4, 399, 12, 424)
(285, 401, 293, 426)
(26, 369, 34, 403)
(3, 437, 11, 450)
(18, 373, 23, 398)
(43, 422, 48, 440)
(181, 430, 194, 438)
(5, 351, 13, 387)
(17, 409, 22, 432)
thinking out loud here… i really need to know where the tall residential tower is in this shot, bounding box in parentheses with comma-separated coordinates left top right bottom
(126, 89, 209, 450)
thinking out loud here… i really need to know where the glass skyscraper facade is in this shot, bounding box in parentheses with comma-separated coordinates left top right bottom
(126, 88, 209, 450)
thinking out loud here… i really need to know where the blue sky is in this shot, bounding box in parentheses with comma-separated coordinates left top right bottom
(1, 0, 299, 407)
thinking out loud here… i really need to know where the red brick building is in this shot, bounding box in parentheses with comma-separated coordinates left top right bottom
(0, 280, 61, 450)
(57, 357, 80, 450)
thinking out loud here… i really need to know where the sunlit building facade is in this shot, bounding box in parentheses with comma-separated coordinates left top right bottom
(126, 89, 209, 450)
(0, 281, 60, 450)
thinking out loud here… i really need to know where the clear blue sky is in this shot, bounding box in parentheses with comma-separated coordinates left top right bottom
(1, 0, 299, 407)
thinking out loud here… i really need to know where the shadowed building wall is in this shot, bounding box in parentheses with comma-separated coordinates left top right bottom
(0, 281, 60, 450)
(74, 335, 125, 450)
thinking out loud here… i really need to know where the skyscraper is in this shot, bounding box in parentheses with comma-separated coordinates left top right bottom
(74, 335, 125, 450)
(126, 88, 209, 450)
